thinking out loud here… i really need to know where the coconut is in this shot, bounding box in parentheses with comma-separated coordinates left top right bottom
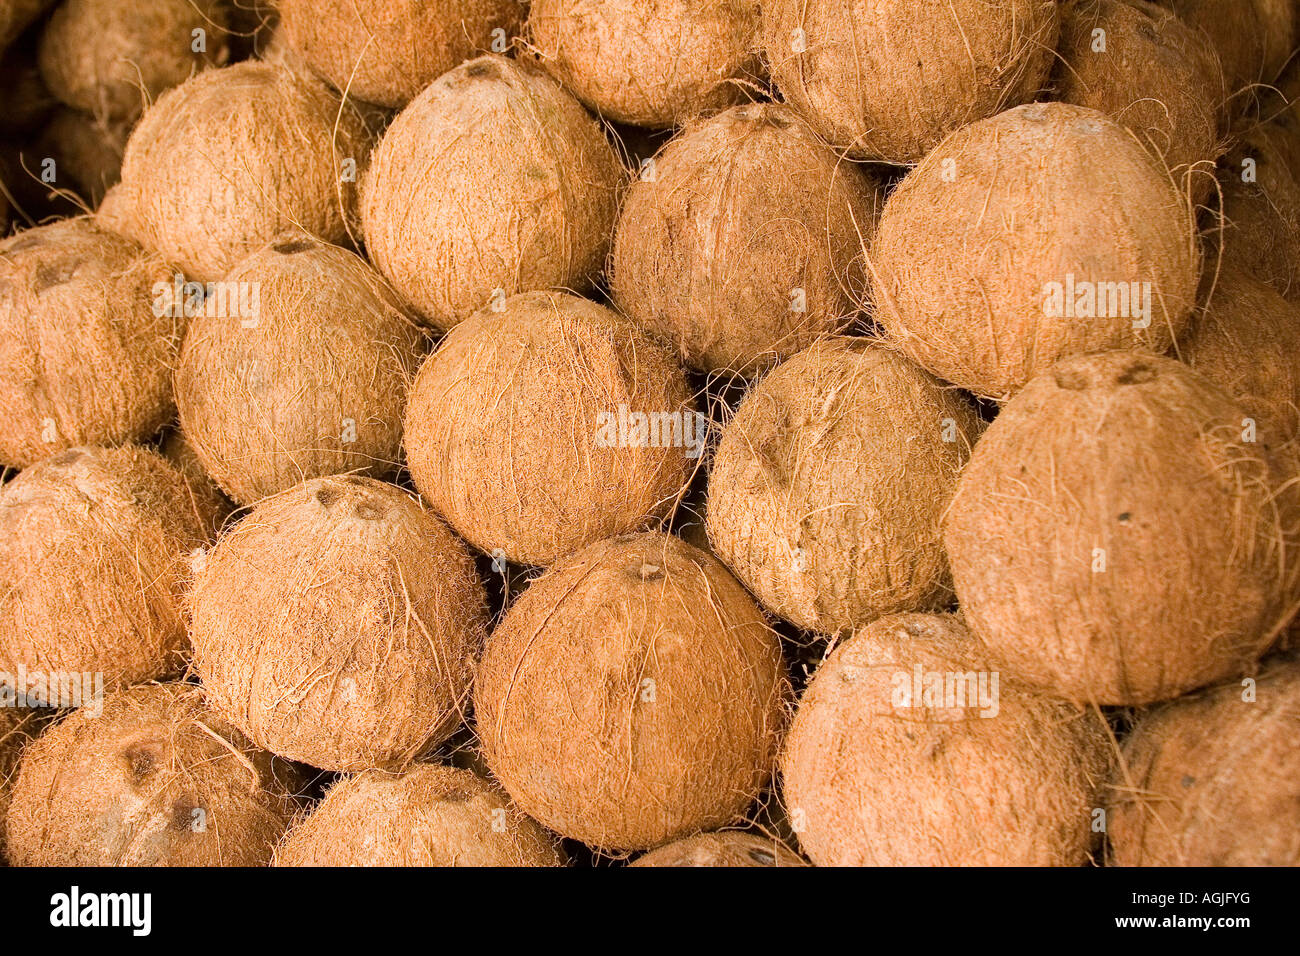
(1180, 268, 1300, 447)
(275, 764, 564, 866)
(528, 0, 761, 128)
(0, 702, 37, 862)
(110, 61, 370, 280)
(1109, 657, 1300, 866)
(0, 219, 181, 466)
(38, 0, 230, 121)
(32, 107, 130, 205)
(1217, 125, 1300, 301)
(189, 475, 489, 772)
(159, 426, 232, 537)
(278, 0, 523, 110)
(779, 613, 1110, 866)
(0, 0, 53, 59)
(759, 0, 1060, 163)
(360, 54, 624, 331)
(707, 338, 981, 635)
(475, 532, 788, 852)
(0, 445, 216, 693)
(1053, 0, 1224, 200)
(404, 290, 696, 567)
(4, 682, 303, 866)
(175, 234, 425, 505)
(610, 103, 884, 377)
(256, 28, 392, 140)
(630, 831, 806, 867)
(946, 351, 1300, 706)
(1158, 0, 1296, 102)
(871, 102, 1200, 399)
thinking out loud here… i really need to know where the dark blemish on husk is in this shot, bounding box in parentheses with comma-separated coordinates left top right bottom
(1117, 362, 1156, 385)
(49, 449, 83, 467)
(1053, 368, 1091, 391)
(353, 499, 385, 520)
(1181, 775, 1196, 788)
(466, 61, 499, 80)
(123, 744, 160, 783)
(1118, 512, 1131, 522)
(32, 260, 80, 292)
(748, 848, 776, 865)
(170, 795, 200, 832)
(272, 239, 315, 255)
(525, 166, 548, 181)
(315, 486, 342, 507)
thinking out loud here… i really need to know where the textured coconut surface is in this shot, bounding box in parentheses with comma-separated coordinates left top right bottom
(630, 830, 806, 867)
(4, 682, 303, 866)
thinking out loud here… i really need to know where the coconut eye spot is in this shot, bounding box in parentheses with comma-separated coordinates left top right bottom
(438, 789, 472, 803)
(353, 499, 386, 520)
(1116, 362, 1156, 385)
(170, 795, 201, 832)
(465, 61, 499, 80)
(271, 239, 315, 255)
(314, 486, 342, 508)
(32, 260, 81, 293)
(122, 744, 160, 783)
(1118, 512, 1131, 522)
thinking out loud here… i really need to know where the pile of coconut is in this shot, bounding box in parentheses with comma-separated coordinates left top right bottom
(0, 0, 1297, 869)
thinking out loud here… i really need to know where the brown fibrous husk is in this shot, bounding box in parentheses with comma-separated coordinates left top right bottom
(0, 701, 38, 862)
(278, 0, 524, 109)
(0, 218, 181, 467)
(1054, 0, 1226, 202)
(175, 233, 425, 505)
(760, 0, 1061, 163)
(629, 830, 806, 867)
(110, 61, 371, 280)
(189, 475, 489, 772)
(871, 102, 1200, 399)
(1215, 124, 1300, 301)
(1108, 656, 1300, 865)
(611, 103, 884, 377)
(0, 445, 218, 693)
(33, 107, 131, 205)
(360, 54, 625, 331)
(4, 682, 303, 866)
(780, 612, 1112, 866)
(945, 350, 1300, 706)
(37, 0, 231, 121)
(274, 763, 564, 867)
(528, 0, 762, 128)
(404, 290, 696, 567)
(475, 532, 789, 852)
(707, 337, 982, 635)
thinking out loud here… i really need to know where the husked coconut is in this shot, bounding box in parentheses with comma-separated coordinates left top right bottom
(760, 0, 1061, 162)
(110, 61, 371, 280)
(404, 290, 696, 567)
(945, 351, 1300, 705)
(1217, 125, 1300, 301)
(175, 233, 425, 505)
(361, 55, 624, 330)
(630, 831, 806, 867)
(611, 103, 884, 376)
(32, 107, 130, 205)
(780, 613, 1112, 866)
(275, 764, 564, 866)
(475, 533, 788, 851)
(278, 0, 524, 109)
(158, 426, 232, 537)
(529, 0, 762, 128)
(1180, 268, 1300, 447)
(1054, 0, 1225, 199)
(0, 446, 217, 693)
(38, 0, 231, 121)
(0, 218, 180, 467)
(4, 682, 302, 866)
(0, 702, 37, 862)
(1156, 0, 1296, 101)
(189, 476, 489, 772)
(871, 102, 1200, 399)
(1109, 657, 1300, 865)
(707, 338, 982, 634)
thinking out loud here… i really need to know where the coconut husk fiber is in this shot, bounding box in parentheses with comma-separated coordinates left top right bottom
(474, 532, 789, 852)
(274, 764, 564, 867)
(945, 350, 1300, 706)
(4, 682, 304, 866)
(779, 612, 1112, 866)
(189, 475, 489, 772)
(630, 831, 806, 867)
(707, 337, 983, 635)
(0, 445, 218, 694)
(0, 218, 181, 467)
